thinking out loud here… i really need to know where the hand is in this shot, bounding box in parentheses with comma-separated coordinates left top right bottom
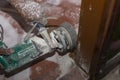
(0, 48, 14, 55)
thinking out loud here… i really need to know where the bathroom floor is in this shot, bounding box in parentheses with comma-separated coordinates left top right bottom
(0, 0, 119, 80)
(60, 65, 120, 80)
(0, 10, 119, 80)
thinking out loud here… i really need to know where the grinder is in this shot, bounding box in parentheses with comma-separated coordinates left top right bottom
(0, 22, 77, 75)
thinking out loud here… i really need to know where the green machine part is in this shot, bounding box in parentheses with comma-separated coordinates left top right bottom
(0, 40, 40, 73)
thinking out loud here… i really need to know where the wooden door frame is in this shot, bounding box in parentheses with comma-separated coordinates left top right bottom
(95, 0, 120, 79)
(76, 0, 120, 80)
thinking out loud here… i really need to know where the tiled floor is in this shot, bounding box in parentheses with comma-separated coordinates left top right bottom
(30, 60, 60, 80)
(102, 65, 120, 80)
(59, 66, 87, 80)
(0, 1, 119, 80)
(59, 65, 120, 80)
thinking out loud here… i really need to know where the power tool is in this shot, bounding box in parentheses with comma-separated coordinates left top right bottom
(0, 22, 77, 75)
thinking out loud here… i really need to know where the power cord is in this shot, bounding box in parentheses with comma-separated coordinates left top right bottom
(0, 24, 4, 41)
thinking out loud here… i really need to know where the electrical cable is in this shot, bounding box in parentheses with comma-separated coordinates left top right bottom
(0, 24, 4, 41)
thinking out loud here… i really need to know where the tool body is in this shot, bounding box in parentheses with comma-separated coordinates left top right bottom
(0, 22, 77, 74)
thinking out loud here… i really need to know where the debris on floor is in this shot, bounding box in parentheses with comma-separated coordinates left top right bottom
(102, 65, 120, 80)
